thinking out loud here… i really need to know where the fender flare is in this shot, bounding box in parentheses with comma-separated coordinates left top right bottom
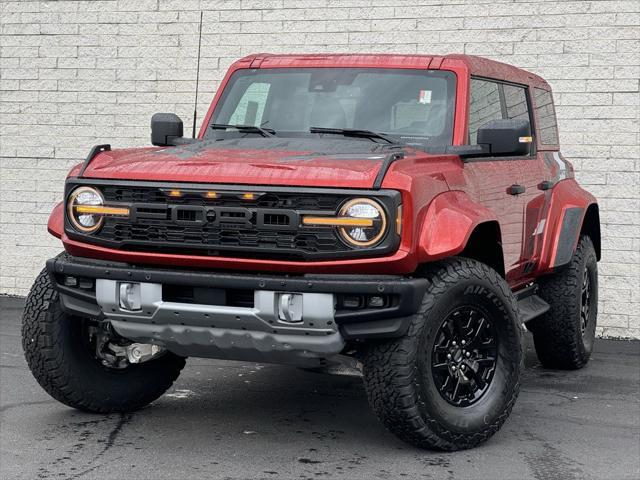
(416, 191, 499, 261)
(47, 201, 64, 239)
(538, 179, 599, 271)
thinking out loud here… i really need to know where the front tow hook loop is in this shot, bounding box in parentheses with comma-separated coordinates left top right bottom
(278, 293, 303, 323)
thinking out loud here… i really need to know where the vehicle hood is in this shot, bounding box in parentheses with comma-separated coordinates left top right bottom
(73, 138, 405, 188)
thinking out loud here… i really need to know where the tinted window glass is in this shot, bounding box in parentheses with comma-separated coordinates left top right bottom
(469, 79, 532, 148)
(228, 82, 270, 126)
(534, 88, 559, 145)
(468, 79, 502, 144)
(208, 68, 456, 146)
(503, 84, 529, 121)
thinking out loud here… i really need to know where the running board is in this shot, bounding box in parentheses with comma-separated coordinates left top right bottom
(515, 284, 550, 324)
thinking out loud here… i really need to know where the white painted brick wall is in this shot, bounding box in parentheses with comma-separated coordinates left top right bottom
(1, 0, 638, 338)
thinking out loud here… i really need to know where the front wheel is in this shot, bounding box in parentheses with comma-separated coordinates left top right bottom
(363, 258, 522, 451)
(22, 269, 186, 413)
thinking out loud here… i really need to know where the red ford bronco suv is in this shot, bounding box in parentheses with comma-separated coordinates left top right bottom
(23, 54, 600, 451)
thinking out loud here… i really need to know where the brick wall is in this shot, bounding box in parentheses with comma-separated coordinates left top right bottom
(1, 0, 638, 338)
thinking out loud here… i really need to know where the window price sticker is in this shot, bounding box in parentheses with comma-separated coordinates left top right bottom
(418, 90, 432, 104)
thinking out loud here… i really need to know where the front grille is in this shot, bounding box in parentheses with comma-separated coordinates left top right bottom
(99, 220, 341, 260)
(102, 186, 345, 210)
(66, 182, 400, 261)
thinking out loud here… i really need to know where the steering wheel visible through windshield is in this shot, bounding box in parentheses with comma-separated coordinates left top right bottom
(206, 68, 456, 147)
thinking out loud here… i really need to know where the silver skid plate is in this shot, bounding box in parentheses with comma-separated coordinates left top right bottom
(95, 279, 345, 364)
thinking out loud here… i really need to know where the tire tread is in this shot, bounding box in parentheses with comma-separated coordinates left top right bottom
(22, 270, 185, 413)
(363, 258, 522, 451)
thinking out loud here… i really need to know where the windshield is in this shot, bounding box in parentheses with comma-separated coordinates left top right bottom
(206, 68, 456, 147)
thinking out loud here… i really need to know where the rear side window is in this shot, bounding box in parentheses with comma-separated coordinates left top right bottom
(468, 78, 532, 147)
(503, 85, 529, 121)
(468, 79, 502, 144)
(534, 88, 559, 145)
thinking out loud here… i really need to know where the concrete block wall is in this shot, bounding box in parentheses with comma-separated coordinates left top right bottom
(1, 0, 638, 338)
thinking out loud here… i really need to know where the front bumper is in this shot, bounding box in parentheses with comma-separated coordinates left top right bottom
(47, 254, 426, 365)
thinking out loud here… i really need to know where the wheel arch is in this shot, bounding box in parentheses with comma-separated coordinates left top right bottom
(538, 179, 600, 272)
(580, 203, 601, 261)
(459, 221, 505, 277)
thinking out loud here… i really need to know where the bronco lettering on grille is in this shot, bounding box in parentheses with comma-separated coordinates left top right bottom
(131, 204, 300, 231)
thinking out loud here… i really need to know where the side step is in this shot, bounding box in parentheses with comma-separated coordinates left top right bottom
(515, 284, 550, 324)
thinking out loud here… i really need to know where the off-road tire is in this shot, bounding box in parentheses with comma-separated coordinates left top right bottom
(363, 258, 522, 451)
(22, 269, 186, 413)
(529, 235, 598, 369)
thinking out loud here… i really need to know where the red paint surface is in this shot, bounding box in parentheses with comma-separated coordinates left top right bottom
(418, 191, 497, 259)
(52, 54, 596, 288)
(75, 145, 387, 188)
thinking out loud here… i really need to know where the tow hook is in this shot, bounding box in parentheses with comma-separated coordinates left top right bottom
(93, 323, 165, 368)
(126, 343, 164, 364)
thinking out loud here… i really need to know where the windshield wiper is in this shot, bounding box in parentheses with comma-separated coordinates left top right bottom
(210, 123, 276, 137)
(309, 127, 399, 145)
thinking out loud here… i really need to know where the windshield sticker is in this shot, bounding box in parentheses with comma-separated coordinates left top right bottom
(418, 90, 432, 104)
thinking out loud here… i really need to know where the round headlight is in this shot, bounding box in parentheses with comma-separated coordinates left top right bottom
(338, 198, 387, 247)
(67, 186, 104, 233)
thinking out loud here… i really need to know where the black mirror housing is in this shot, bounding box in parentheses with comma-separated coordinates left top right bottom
(151, 113, 184, 146)
(477, 119, 532, 156)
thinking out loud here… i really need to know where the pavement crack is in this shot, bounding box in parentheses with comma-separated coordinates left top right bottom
(103, 413, 133, 454)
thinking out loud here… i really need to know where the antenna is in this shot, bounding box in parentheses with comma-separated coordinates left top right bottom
(192, 11, 204, 139)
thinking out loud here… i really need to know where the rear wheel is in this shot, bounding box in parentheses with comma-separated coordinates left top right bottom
(529, 235, 598, 369)
(363, 258, 522, 450)
(22, 270, 185, 413)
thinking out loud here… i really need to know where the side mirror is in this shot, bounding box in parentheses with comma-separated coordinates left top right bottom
(151, 113, 184, 146)
(477, 119, 532, 156)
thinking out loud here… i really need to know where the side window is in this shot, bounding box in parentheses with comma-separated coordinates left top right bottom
(469, 78, 532, 152)
(534, 88, 559, 145)
(228, 82, 270, 126)
(503, 84, 529, 121)
(468, 79, 502, 144)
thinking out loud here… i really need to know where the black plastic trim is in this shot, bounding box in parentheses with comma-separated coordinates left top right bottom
(373, 151, 405, 189)
(538, 180, 555, 191)
(554, 207, 584, 268)
(78, 144, 111, 178)
(46, 253, 426, 339)
(519, 294, 550, 324)
(507, 184, 526, 195)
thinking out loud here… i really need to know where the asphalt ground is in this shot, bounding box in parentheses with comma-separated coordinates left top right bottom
(1, 296, 639, 480)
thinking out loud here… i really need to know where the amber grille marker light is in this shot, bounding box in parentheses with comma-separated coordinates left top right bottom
(396, 205, 403, 235)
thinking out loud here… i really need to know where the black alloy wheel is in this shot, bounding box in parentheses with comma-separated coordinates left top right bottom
(363, 258, 522, 450)
(431, 306, 498, 407)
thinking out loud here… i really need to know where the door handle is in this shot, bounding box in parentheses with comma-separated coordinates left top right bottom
(507, 184, 526, 195)
(538, 180, 555, 191)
